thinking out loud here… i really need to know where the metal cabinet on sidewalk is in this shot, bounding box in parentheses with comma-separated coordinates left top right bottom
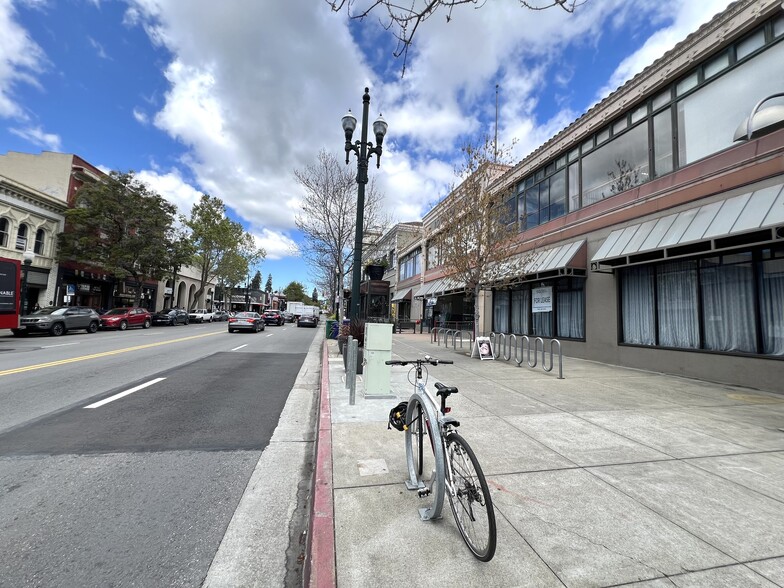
(364, 323, 393, 398)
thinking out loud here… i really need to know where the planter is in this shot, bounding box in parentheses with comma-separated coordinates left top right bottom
(365, 264, 385, 280)
(343, 346, 364, 374)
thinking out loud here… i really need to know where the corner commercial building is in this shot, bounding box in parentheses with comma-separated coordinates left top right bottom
(387, 0, 784, 393)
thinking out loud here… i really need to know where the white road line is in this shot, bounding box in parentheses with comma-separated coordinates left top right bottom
(41, 342, 81, 348)
(266, 333, 274, 337)
(84, 377, 167, 409)
(231, 344, 248, 351)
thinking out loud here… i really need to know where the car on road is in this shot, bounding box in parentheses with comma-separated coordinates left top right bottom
(152, 308, 189, 326)
(263, 309, 285, 326)
(213, 310, 229, 321)
(281, 311, 295, 323)
(228, 311, 265, 333)
(99, 307, 152, 331)
(13, 306, 100, 337)
(188, 308, 214, 323)
(296, 314, 318, 328)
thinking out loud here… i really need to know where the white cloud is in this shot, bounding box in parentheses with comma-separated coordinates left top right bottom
(252, 229, 299, 261)
(134, 168, 201, 217)
(88, 36, 110, 60)
(9, 125, 61, 150)
(132, 107, 148, 124)
(0, 0, 47, 119)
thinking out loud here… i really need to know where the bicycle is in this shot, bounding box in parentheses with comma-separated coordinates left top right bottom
(386, 355, 497, 561)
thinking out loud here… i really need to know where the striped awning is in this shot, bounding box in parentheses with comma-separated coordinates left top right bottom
(591, 181, 784, 269)
(391, 287, 412, 302)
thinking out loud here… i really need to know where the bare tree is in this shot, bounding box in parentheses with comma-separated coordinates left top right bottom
(326, 0, 586, 74)
(294, 149, 390, 312)
(435, 135, 534, 335)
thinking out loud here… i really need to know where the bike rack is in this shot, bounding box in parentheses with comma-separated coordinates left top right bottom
(491, 332, 565, 378)
(542, 338, 564, 379)
(404, 393, 445, 521)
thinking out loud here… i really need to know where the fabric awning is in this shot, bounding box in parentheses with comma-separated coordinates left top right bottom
(591, 181, 784, 269)
(391, 287, 412, 302)
(412, 283, 430, 298)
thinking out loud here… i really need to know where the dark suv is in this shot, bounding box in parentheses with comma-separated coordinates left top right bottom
(263, 309, 285, 326)
(14, 306, 101, 337)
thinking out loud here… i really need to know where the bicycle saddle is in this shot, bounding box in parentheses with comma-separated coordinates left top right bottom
(434, 382, 458, 397)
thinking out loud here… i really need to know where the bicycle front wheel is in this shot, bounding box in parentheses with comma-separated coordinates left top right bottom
(404, 395, 445, 521)
(445, 432, 497, 561)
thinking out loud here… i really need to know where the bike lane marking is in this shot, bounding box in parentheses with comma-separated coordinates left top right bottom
(84, 377, 167, 408)
(0, 331, 224, 377)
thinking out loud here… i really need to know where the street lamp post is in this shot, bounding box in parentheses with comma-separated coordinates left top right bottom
(342, 87, 388, 320)
(21, 250, 35, 315)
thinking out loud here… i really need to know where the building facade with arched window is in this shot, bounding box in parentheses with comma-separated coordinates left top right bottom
(0, 174, 66, 311)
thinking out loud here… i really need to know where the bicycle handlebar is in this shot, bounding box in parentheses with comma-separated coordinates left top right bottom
(385, 355, 453, 366)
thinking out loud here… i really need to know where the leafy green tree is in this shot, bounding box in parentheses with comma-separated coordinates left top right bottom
(215, 250, 249, 310)
(58, 170, 177, 306)
(183, 194, 264, 309)
(265, 273, 273, 293)
(283, 281, 311, 304)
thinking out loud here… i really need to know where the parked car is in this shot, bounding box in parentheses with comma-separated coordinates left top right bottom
(263, 309, 285, 326)
(213, 310, 229, 321)
(228, 311, 265, 333)
(13, 306, 100, 337)
(188, 308, 214, 323)
(152, 308, 189, 326)
(99, 307, 152, 331)
(281, 311, 295, 323)
(297, 314, 318, 328)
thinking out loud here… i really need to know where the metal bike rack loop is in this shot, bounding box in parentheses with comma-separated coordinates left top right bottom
(542, 338, 564, 379)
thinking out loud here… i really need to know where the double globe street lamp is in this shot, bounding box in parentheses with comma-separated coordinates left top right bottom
(342, 88, 388, 320)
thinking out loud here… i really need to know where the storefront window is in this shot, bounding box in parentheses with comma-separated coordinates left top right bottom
(493, 290, 510, 332)
(556, 279, 584, 339)
(759, 251, 784, 355)
(701, 254, 757, 353)
(657, 260, 699, 348)
(621, 265, 655, 345)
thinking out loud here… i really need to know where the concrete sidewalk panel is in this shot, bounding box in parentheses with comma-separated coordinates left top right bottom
(490, 468, 732, 587)
(592, 461, 784, 561)
(454, 381, 560, 417)
(625, 564, 780, 587)
(686, 452, 784, 502)
(331, 422, 409, 489)
(506, 413, 670, 466)
(444, 416, 575, 475)
(748, 557, 784, 585)
(333, 483, 563, 588)
(574, 410, 751, 458)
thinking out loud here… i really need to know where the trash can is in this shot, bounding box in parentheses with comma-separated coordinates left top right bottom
(326, 319, 337, 339)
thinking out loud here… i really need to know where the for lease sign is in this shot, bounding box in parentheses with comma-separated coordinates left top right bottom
(532, 286, 552, 313)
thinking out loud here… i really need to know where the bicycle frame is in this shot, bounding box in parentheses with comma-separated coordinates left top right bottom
(403, 363, 459, 522)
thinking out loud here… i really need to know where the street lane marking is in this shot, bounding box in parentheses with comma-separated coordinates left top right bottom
(41, 342, 81, 348)
(231, 344, 248, 351)
(266, 333, 274, 337)
(84, 377, 166, 408)
(0, 331, 223, 377)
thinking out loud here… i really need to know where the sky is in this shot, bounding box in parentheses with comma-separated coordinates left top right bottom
(0, 0, 735, 297)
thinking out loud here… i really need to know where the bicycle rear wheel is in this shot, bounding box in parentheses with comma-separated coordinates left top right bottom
(445, 432, 496, 561)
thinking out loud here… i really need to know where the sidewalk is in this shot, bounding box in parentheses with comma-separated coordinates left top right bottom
(309, 332, 784, 588)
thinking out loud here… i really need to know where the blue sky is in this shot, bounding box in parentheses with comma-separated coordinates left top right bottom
(0, 0, 734, 296)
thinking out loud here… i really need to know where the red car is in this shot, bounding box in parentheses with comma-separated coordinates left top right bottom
(99, 307, 152, 331)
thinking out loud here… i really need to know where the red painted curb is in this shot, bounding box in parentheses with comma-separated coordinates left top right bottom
(306, 342, 336, 588)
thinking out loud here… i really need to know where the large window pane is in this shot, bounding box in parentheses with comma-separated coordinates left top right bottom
(701, 255, 757, 353)
(556, 279, 585, 339)
(677, 41, 784, 165)
(582, 122, 649, 206)
(568, 162, 579, 212)
(493, 290, 510, 332)
(657, 260, 699, 348)
(550, 169, 566, 220)
(653, 109, 673, 178)
(538, 181, 550, 224)
(511, 289, 527, 334)
(758, 256, 784, 355)
(621, 265, 655, 345)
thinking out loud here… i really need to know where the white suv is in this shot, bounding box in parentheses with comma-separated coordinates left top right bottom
(188, 308, 214, 323)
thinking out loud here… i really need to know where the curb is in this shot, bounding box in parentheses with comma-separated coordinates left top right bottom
(305, 341, 336, 587)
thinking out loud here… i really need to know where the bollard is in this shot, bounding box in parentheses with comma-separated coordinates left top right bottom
(348, 338, 357, 405)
